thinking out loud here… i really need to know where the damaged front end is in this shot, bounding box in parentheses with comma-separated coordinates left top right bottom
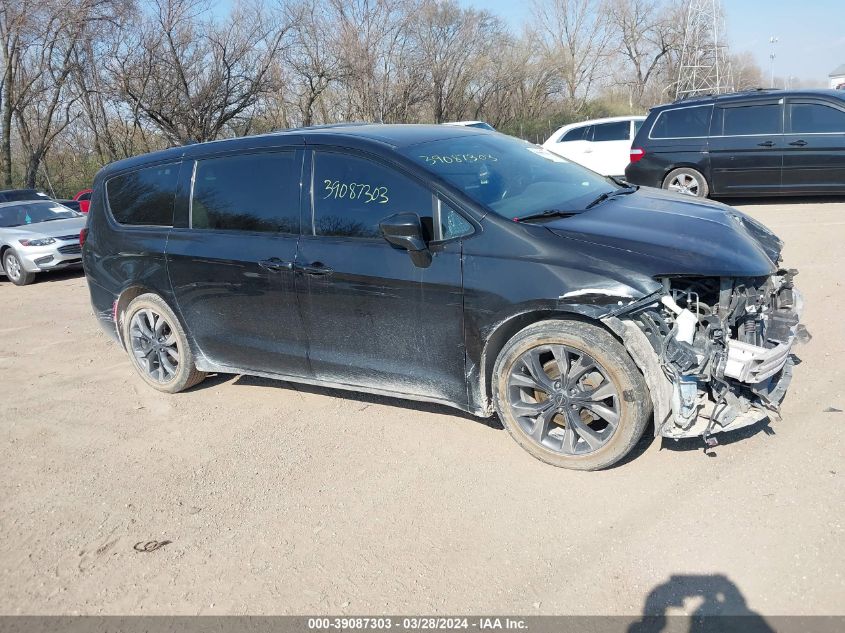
(606, 271, 809, 440)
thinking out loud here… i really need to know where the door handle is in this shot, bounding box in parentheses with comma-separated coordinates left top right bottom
(789, 140, 808, 147)
(298, 262, 333, 276)
(258, 258, 293, 272)
(757, 141, 775, 147)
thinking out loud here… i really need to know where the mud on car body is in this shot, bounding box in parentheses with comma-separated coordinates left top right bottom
(82, 124, 806, 470)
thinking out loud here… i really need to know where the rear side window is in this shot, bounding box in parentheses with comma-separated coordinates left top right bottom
(650, 105, 712, 139)
(789, 102, 845, 133)
(313, 152, 434, 239)
(593, 121, 630, 142)
(78, 191, 91, 201)
(106, 163, 180, 226)
(716, 103, 783, 135)
(191, 152, 300, 233)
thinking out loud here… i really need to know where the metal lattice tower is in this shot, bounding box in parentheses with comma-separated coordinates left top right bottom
(675, 0, 734, 99)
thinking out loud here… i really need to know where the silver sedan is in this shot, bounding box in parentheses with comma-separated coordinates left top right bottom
(0, 200, 86, 286)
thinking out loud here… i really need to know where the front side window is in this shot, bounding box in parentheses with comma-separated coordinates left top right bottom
(312, 152, 436, 239)
(593, 121, 630, 142)
(107, 163, 180, 226)
(650, 105, 713, 139)
(191, 152, 300, 233)
(789, 102, 845, 133)
(401, 134, 614, 220)
(718, 103, 783, 135)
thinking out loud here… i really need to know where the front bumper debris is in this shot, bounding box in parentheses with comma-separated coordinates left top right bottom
(605, 270, 808, 440)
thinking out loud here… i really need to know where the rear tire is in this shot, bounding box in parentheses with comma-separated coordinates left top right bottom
(3, 250, 36, 286)
(662, 167, 709, 198)
(122, 293, 206, 393)
(493, 320, 651, 470)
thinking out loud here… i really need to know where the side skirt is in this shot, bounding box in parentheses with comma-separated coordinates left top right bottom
(194, 359, 490, 418)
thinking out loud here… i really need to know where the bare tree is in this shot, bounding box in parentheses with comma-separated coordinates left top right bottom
(1, 0, 121, 187)
(607, 0, 675, 108)
(285, 0, 348, 127)
(329, 0, 426, 122)
(113, 0, 294, 144)
(531, 0, 612, 112)
(413, 0, 504, 123)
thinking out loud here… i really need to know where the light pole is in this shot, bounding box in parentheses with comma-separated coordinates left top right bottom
(769, 36, 778, 88)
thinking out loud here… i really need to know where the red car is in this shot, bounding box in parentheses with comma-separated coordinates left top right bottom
(73, 188, 93, 213)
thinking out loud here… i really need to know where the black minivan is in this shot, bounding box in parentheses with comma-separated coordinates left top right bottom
(625, 89, 845, 197)
(83, 125, 805, 469)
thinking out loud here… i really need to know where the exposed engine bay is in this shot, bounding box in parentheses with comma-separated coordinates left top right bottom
(606, 271, 809, 440)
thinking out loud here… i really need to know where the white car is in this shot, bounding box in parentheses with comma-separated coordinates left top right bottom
(0, 200, 85, 286)
(442, 121, 496, 131)
(543, 116, 646, 177)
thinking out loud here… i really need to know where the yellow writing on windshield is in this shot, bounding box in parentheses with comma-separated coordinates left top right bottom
(419, 153, 498, 165)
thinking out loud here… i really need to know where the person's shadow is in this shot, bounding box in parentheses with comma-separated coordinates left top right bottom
(628, 574, 774, 633)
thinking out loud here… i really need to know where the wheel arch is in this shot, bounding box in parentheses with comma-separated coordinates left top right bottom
(478, 308, 625, 411)
(114, 285, 185, 350)
(661, 163, 711, 188)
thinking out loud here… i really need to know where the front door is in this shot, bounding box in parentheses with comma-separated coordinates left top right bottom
(295, 148, 470, 406)
(708, 99, 784, 195)
(782, 97, 845, 193)
(167, 148, 310, 377)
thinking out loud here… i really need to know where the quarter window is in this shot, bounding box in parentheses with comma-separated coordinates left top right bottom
(789, 102, 845, 133)
(650, 106, 712, 139)
(106, 163, 180, 226)
(191, 152, 300, 233)
(313, 152, 435, 239)
(438, 200, 473, 240)
(592, 121, 630, 142)
(718, 103, 783, 135)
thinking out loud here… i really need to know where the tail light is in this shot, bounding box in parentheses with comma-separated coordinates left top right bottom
(629, 147, 645, 163)
(79, 227, 88, 247)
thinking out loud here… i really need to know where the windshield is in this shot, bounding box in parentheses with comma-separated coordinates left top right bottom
(0, 201, 80, 227)
(401, 134, 616, 219)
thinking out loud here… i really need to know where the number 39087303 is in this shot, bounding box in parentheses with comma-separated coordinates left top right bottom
(323, 180, 389, 204)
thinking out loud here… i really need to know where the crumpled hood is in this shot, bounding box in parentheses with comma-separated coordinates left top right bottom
(544, 187, 782, 278)
(0, 216, 86, 241)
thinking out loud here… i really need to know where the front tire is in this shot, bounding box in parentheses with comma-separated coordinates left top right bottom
(662, 167, 709, 198)
(122, 293, 206, 393)
(3, 250, 36, 286)
(493, 320, 651, 470)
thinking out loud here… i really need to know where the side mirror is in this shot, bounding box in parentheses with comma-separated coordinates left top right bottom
(379, 212, 432, 268)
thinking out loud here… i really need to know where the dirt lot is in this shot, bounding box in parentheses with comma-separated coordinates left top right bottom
(0, 198, 843, 617)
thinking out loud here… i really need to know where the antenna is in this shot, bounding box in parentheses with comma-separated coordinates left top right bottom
(674, 0, 734, 99)
(769, 36, 778, 88)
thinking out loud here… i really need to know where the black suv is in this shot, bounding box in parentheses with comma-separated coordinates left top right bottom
(83, 125, 804, 469)
(625, 89, 845, 197)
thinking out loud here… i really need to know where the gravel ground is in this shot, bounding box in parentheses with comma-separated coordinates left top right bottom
(0, 198, 842, 616)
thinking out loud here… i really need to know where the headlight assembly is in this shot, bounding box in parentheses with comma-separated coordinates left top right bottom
(19, 237, 56, 247)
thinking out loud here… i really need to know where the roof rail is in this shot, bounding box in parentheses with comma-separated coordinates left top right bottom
(673, 87, 782, 103)
(274, 122, 374, 133)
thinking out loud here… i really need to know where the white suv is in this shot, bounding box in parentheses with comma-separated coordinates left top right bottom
(543, 116, 646, 177)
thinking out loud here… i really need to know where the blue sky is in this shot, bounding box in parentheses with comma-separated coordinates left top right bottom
(460, 0, 845, 83)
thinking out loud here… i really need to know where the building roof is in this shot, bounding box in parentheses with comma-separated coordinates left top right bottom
(830, 63, 845, 77)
